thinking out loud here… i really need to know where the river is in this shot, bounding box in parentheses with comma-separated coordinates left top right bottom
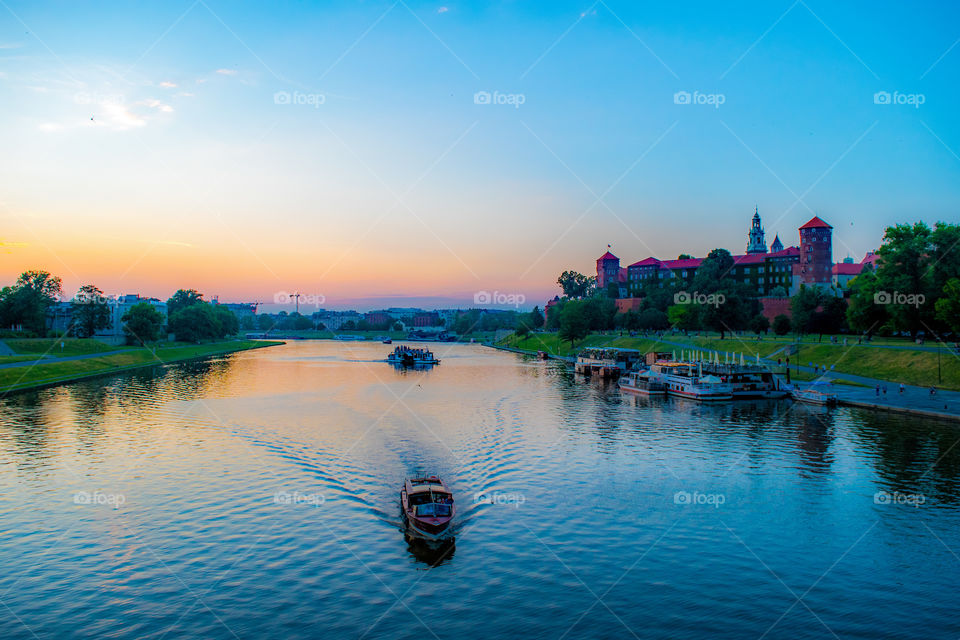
(0, 341, 957, 639)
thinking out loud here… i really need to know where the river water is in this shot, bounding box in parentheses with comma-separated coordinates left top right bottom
(0, 341, 958, 639)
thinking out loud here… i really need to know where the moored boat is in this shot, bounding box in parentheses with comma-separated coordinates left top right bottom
(619, 370, 666, 396)
(401, 476, 455, 539)
(649, 361, 734, 401)
(791, 382, 839, 406)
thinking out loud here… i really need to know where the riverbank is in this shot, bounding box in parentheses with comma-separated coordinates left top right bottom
(500, 332, 960, 391)
(0, 339, 283, 395)
(494, 333, 960, 422)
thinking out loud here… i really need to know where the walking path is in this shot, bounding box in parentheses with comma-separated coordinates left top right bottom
(0, 349, 134, 370)
(0, 340, 16, 356)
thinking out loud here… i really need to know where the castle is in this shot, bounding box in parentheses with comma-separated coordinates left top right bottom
(595, 211, 869, 300)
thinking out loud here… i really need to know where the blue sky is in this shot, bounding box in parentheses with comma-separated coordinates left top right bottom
(0, 1, 958, 308)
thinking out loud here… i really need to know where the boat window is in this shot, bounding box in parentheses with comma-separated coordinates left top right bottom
(416, 503, 451, 517)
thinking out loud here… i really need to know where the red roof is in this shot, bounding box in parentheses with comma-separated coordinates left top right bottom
(860, 251, 879, 267)
(628, 257, 662, 268)
(832, 263, 863, 276)
(732, 253, 767, 265)
(768, 246, 800, 258)
(661, 257, 702, 269)
(597, 251, 618, 262)
(799, 216, 832, 230)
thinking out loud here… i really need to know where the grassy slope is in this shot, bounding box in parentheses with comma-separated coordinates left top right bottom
(4, 338, 120, 355)
(501, 332, 960, 390)
(0, 340, 281, 392)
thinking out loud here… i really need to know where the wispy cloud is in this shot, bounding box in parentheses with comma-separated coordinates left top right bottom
(437, 6, 449, 13)
(159, 80, 177, 88)
(0, 43, 23, 50)
(216, 68, 237, 75)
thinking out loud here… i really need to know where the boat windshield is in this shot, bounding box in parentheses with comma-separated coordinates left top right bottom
(415, 503, 452, 517)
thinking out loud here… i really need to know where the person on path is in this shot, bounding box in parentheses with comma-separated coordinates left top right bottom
(876, 385, 881, 397)
(899, 383, 905, 394)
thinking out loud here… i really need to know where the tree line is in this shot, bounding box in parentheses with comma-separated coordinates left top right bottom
(0, 272, 239, 345)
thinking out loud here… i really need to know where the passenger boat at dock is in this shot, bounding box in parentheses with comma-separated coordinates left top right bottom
(401, 476, 455, 540)
(648, 361, 734, 401)
(618, 370, 666, 396)
(641, 350, 787, 400)
(387, 345, 440, 366)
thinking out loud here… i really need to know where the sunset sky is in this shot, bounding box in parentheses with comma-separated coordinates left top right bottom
(1, 1, 958, 309)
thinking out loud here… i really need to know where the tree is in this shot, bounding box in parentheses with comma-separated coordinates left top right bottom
(875, 222, 933, 337)
(557, 271, 594, 299)
(637, 308, 669, 330)
(168, 303, 235, 341)
(71, 284, 110, 338)
(693, 249, 754, 339)
(166, 289, 204, 318)
(6, 270, 62, 334)
(749, 314, 770, 335)
(935, 278, 960, 333)
(773, 315, 791, 336)
(121, 302, 164, 345)
(769, 285, 788, 298)
(393, 321, 403, 332)
(846, 271, 887, 337)
(213, 305, 239, 336)
(558, 300, 590, 346)
(528, 306, 545, 330)
(790, 285, 825, 336)
(667, 304, 700, 331)
(257, 314, 275, 331)
(677, 253, 694, 260)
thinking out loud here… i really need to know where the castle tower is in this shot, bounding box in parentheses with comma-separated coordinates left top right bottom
(596, 248, 620, 289)
(798, 216, 833, 285)
(746, 207, 767, 254)
(770, 234, 783, 253)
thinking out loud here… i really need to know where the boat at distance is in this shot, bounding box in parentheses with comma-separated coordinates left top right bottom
(387, 345, 440, 366)
(401, 476, 455, 540)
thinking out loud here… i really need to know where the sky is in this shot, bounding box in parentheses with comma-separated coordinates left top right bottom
(1, 0, 958, 310)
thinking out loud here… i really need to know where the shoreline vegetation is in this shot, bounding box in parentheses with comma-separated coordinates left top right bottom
(0, 339, 283, 396)
(497, 331, 960, 392)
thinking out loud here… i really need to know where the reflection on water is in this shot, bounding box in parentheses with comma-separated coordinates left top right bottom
(0, 341, 958, 640)
(404, 533, 456, 567)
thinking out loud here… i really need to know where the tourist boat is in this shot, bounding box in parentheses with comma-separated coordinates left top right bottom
(618, 370, 666, 396)
(401, 476, 455, 539)
(791, 382, 839, 406)
(645, 351, 787, 400)
(387, 345, 440, 366)
(381, 337, 392, 344)
(537, 350, 549, 360)
(574, 348, 643, 379)
(649, 361, 734, 401)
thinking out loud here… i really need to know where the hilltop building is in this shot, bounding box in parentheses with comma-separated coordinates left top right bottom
(746, 208, 767, 254)
(596, 211, 840, 300)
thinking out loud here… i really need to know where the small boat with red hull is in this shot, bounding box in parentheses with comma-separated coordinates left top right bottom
(401, 476, 455, 539)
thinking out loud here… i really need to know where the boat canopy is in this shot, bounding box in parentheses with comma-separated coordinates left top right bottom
(408, 484, 448, 495)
